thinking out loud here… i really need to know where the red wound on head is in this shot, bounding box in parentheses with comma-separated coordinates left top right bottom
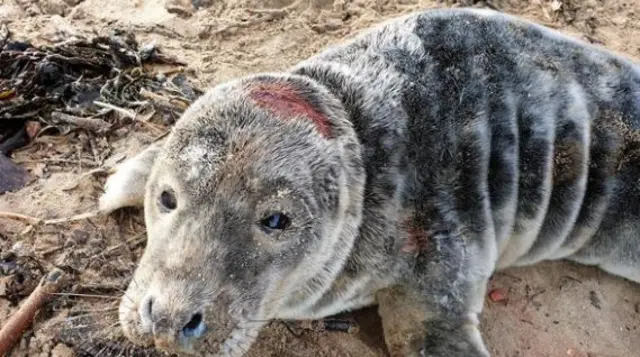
(247, 82, 332, 137)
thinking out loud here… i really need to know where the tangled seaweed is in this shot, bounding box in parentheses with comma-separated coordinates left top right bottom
(0, 25, 203, 156)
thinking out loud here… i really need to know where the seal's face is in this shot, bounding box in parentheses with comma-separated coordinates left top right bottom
(118, 74, 365, 356)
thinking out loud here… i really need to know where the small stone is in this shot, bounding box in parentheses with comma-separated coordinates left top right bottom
(550, 0, 563, 12)
(165, 0, 194, 17)
(612, 16, 628, 27)
(24, 121, 41, 140)
(41, 342, 53, 354)
(39, 0, 68, 15)
(488, 288, 508, 302)
(11, 241, 31, 256)
(191, 0, 213, 9)
(113, 127, 129, 138)
(69, 229, 89, 245)
(51, 343, 75, 357)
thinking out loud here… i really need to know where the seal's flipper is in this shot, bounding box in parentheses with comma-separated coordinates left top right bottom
(376, 285, 489, 357)
(418, 318, 490, 357)
(99, 144, 163, 214)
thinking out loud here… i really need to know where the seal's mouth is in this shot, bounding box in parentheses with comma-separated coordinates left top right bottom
(215, 324, 264, 357)
(155, 319, 265, 357)
(118, 288, 267, 357)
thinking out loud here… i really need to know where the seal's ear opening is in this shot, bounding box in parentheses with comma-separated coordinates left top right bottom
(244, 75, 338, 139)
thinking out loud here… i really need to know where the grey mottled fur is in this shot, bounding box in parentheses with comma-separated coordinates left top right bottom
(99, 8, 640, 357)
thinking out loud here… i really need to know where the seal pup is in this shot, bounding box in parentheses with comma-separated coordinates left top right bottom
(99, 7, 640, 357)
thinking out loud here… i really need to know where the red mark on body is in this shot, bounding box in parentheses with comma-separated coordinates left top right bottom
(400, 222, 430, 254)
(247, 83, 332, 137)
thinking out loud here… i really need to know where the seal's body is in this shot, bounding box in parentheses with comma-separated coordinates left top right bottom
(99, 8, 640, 357)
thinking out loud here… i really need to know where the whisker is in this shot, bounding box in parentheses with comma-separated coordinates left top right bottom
(50, 292, 121, 300)
(254, 287, 304, 318)
(94, 344, 110, 357)
(68, 307, 120, 313)
(64, 324, 92, 330)
(131, 276, 140, 289)
(102, 329, 122, 342)
(118, 291, 136, 305)
(80, 283, 129, 292)
(115, 344, 126, 357)
(242, 318, 273, 324)
(64, 313, 113, 322)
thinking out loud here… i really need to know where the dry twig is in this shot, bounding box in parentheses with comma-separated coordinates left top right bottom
(0, 210, 101, 226)
(0, 211, 42, 225)
(94, 100, 166, 133)
(50, 112, 112, 134)
(93, 100, 137, 119)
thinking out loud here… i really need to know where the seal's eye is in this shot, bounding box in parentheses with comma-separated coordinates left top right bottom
(159, 190, 177, 210)
(261, 213, 290, 230)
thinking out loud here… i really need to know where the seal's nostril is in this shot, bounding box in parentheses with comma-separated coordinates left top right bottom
(184, 313, 202, 331)
(182, 312, 206, 338)
(147, 298, 153, 317)
(138, 295, 154, 330)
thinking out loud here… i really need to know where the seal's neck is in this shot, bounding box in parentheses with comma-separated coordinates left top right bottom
(279, 65, 411, 317)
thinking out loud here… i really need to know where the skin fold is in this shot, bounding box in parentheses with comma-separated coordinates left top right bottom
(99, 8, 640, 357)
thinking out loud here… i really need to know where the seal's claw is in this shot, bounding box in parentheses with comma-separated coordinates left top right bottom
(418, 319, 489, 357)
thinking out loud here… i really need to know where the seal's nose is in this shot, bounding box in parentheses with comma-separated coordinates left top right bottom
(138, 293, 208, 348)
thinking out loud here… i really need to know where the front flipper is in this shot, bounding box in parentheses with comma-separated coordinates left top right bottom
(376, 286, 431, 357)
(377, 222, 493, 357)
(98, 143, 163, 214)
(376, 286, 489, 357)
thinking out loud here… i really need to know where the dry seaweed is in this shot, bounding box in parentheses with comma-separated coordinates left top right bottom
(0, 27, 203, 155)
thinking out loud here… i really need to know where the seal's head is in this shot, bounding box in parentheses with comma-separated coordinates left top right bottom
(118, 73, 365, 356)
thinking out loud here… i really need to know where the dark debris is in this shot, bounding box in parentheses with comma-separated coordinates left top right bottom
(589, 290, 602, 310)
(0, 252, 45, 305)
(0, 27, 203, 156)
(0, 154, 33, 193)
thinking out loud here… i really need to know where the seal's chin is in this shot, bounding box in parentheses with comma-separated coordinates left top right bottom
(153, 324, 263, 357)
(215, 324, 264, 357)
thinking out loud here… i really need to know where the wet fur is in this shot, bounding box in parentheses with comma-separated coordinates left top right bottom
(100, 8, 640, 357)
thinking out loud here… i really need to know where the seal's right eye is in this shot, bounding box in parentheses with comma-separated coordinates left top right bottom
(159, 190, 177, 211)
(260, 212, 290, 231)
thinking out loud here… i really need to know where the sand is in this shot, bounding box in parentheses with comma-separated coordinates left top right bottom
(1, 0, 639, 356)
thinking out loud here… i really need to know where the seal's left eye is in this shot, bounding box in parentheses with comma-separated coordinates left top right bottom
(261, 213, 290, 230)
(159, 190, 177, 210)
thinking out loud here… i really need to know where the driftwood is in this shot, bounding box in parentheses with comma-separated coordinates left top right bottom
(50, 111, 111, 134)
(0, 268, 67, 356)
